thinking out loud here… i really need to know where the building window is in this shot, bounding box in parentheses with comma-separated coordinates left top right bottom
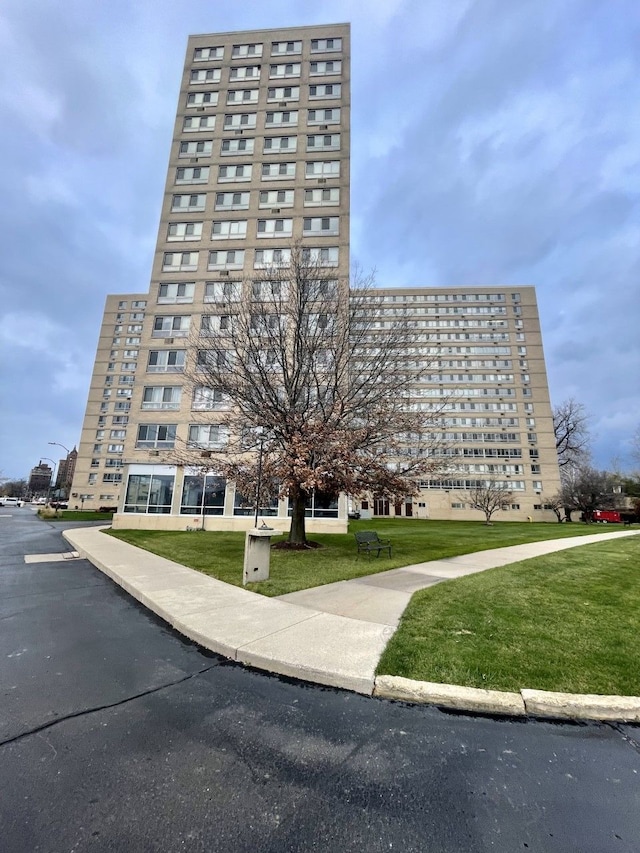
(304, 187, 339, 206)
(256, 218, 293, 238)
(124, 471, 175, 514)
(88, 473, 97, 485)
(102, 473, 123, 483)
(215, 191, 250, 211)
(107, 444, 124, 453)
(307, 108, 341, 125)
(223, 113, 257, 130)
(267, 86, 300, 101)
(287, 489, 338, 518)
(261, 162, 296, 180)
(228, 65, 261, 81)
(305, 160, 340, 178)
(175, 166, 210, 185)
(218, 164, 252, 182)
(147, 350, 186, 373)
(207, 250, 245, 270)
(192, 386, 229, 410)
(179, 140, 213, 158)
(196, 349, 233, 370)
(161, 252, 199, 273)
(152, 315, 191, 337)
(309, 60, 342, 76)
(301, 246, 339, 266)
(226, 89, 259, 104)
(180, 474, 226, 515)
(220, 138, 255, 157)
(254, 248, 292, 268)
(252, 280, 287, 301)
(211, 220, 247, 239)
(187, 424, 229, 450)
(303, 216, 339, 236)
(167, 222, 203, 241)
(158, 282, 195, 303)
(263, 135, 297, 153)
(306, 133, 340, 151)
(271, 40, 302, 55)
(204, 281, 241, 302)
(308, 83, 342, 99)
(186, 91, 219, 108)
(135, 425, 177, 450)
(269, 63, 301, 79)
(200, 314, 233, 335)
(171, 193, 206, 212)
(190, 68, 221, 84)
(310, 37, 342, 53)
(193, 46, 224, 61)
(231, 43, 263, 58)
(259, 189, 295, 208)
(265, 111, 298, 127)
(142, 386, 182, 410)
(182, 115, 216, 132)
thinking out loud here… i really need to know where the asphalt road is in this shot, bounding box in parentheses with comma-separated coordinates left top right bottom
(1, 508, 639, 852)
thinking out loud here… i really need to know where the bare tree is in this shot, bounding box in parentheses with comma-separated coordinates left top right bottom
(559, 464, 611, 522)
(544, 492, 566, 523)
(631, 425, 640, 472)
(468, 480, 512, 525)
(178, 245, 451, 545)
(553, 398, 590, 468)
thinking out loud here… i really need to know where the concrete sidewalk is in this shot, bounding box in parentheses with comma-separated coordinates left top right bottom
(62, 526, 640, 720)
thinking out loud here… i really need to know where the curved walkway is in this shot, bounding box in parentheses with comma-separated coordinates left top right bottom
(62, 527, 640, 723)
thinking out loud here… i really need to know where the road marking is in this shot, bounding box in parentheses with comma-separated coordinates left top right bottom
(24, 552, 81, 564)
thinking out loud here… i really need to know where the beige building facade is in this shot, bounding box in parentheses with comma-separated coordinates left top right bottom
(70, 23, 561, 528)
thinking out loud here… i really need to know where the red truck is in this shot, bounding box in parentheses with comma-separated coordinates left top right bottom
(592, 510, 622, 524)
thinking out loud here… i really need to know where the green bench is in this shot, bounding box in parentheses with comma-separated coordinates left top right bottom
(354, 530, 392, 557)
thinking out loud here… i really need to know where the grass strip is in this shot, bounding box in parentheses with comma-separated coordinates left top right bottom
(105, 519, 629, 597)
(376, 536, 640, 695)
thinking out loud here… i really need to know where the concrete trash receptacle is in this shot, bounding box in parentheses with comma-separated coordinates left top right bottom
(243, 528, 274, 585)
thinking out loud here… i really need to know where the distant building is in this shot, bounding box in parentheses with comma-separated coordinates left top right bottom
(55, 447, 78, 496)
(29, 461, 53, 496)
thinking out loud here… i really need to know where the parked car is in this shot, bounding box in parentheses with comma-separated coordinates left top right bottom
(1, 497, 25, 507)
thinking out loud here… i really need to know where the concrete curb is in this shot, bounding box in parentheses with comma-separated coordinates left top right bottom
(374, 677, 640, 723)
(374, 675, 526, 716)
(521, 689, 640, 723)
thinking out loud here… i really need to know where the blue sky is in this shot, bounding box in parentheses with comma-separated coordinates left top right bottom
(1, 0, 639, 479)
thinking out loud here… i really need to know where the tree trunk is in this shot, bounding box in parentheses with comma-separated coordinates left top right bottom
(288, 488, 308, 545)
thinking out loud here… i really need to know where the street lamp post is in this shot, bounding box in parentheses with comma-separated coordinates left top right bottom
(48, 442, 71, 497)
(41, 458, 57, 503)
(253, 428, 266, 529)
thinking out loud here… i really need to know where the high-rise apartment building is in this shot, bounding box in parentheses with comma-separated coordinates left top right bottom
(70, 23, 561, 526)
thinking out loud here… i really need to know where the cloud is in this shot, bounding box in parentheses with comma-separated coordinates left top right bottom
(0, 0, 639, 478)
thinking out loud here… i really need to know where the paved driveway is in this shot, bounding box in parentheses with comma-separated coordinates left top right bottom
(1, 510, 639, 852)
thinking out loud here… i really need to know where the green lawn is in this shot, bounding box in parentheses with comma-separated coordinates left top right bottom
(42, 510, 115, 522)
(106, 518, 626, 597)
(377, 536, 640, 695)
